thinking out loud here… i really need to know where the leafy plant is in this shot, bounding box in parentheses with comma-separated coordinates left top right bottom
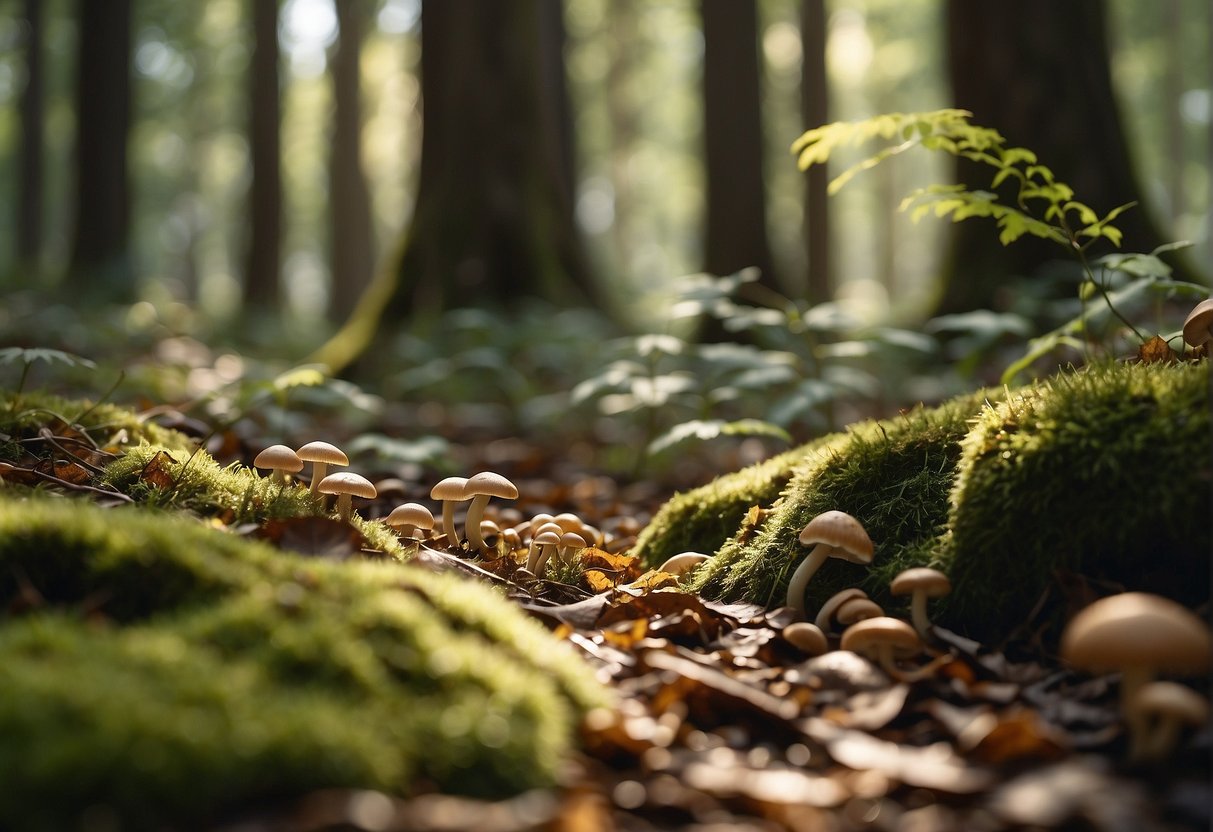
(792, 109, 1207, 382)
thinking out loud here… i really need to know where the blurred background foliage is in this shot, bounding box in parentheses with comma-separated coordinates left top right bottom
(0, 0, 1207, 479)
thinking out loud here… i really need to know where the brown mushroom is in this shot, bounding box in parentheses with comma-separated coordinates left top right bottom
(890, 567, 952, 638)
(835, 597, 884, 627)
(318, 471, 377, 523)
(295, 441, 349, 495)
(815, 588, 869, 633)
(462, 472, 519, 553)
(384, 502, 435, 541)
(430, 476, 469, 548)
(254, 444, 304, 485)
(783, 621, 830, 656)
(1130, 681, 1209, 761)
(840, 616, 923, 680)
(1181, 298, 1213, 350)
(787, 511, 874, 617)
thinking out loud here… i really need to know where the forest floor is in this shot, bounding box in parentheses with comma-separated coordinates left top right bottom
(2, 386, 1210, 832)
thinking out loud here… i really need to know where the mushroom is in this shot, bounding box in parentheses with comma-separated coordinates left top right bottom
(835, 597, 884, 627)
(1130, 681, 1209, 761)
(890, 567, 952, 638)
(557, 531, 588, 566)
(296, 441, 349, 495)
(528, 530, 563, 576)
(656, 552, 710, 577)
(384, 502, 435, 541)
(1181, 298, 1213, 350)
(1060, 592, 1211, 756)
(254, 444, 304, 485)
(462, 472, 519, 553)
(318, 471, 377, 523)
(783, 621, 829, 656)
(840, 616, 924, 680)
(430, 476, 470, 547)
(815, 588, 869, 633)
(786, 511, 874, 617)
(526, 522, 565, 572)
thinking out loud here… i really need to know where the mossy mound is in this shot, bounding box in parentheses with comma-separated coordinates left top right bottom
(639, 361, 1210, 640)
(0, 496, 607, 830)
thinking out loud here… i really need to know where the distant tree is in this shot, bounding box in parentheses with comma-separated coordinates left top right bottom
(244, 0, 283, 310)
(939, 0, 1186, 314)
(69, 0, 132, 297)
(701, 0, 777, 292)
(17, 0, 43, 271)
(315, 0, 596, 371)
(328, 0, 375, 323)
(800, 0, 829, 303)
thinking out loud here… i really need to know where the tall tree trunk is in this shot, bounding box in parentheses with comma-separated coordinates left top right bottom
(244, 0, 283, 310)
(390, 0, 594, 316)
(939, 0, 1185, 314)
(701, 0, 777, 291)
(69, 0, 132, 297)
(800, 0, 830, 304)
(18, 0, 43, 270)
(328, 0, 374, 323)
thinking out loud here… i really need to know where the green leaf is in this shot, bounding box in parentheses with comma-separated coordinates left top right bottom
(0, 347, 95, 370)
(647, 418, 791, 457)
(272, 365, 327, 392)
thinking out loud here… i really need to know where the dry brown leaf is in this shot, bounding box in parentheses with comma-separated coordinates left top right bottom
(139, 450, 178, 491)
(1137, 334, 1176, 364)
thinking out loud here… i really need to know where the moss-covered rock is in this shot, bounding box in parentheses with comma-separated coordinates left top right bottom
(640, 361, 1210, 640)
(0, 496, 607, 830)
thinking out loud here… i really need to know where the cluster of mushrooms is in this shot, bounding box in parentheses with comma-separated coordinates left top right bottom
(252, 442, 604, 576)
(764, 508, 1210, 762)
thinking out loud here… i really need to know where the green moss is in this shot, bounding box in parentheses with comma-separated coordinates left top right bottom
(0, 496, 608, 829)
(0, 391, 193, 457)
(688, 389, 995, 612)
(630, 440, 824, 567)
(937, 361, 1211, 639)
(650, 361, 1210, 640)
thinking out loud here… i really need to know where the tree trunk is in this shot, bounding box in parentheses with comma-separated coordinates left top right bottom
(328, 0, 375, 323)
(701, 0, 777, 292)
(69, 0, 132, 298)
(244, 0, 283, 311)
(800, 0, 830, 304)
(17, 0, 43, 270)
(939, 0, 1185, 314)
(387, 0, 594, 317)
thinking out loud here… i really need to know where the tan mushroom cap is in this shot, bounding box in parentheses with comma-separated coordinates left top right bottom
(533, 530, 562, 546)
(890, 567, 951, 598)
(657, 552, 710, 577)
(296, 440, 348, 466)
(783, 622, 829, 656)
(464, 471, 520, 500)
(430, 476, 470, 501)
(836, 597, 884, 626)
(798, 510, 874, 564)
(559, 531, 587, 550)
(1134, 681, 1209, 725)
(317, 471, 378, 499)
(840, 616, 921, 659)
(254, 444, 304, 473)
(1182, 298, 1213, 347)
(385, 502, 435, 530)
(1060, 592, 1211, 675)
(815, 588, 869, 631)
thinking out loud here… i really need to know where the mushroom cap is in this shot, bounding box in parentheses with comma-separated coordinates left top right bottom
(317, 471, 378, 499)
(836, 597, 884, 625)
(815, 588, 869, 631)
(464, 471, 519, 501)
(890, 567, 952, 598)
(295, 440, 349, 466)
(840, 616, 921, 658)
(1060, 592, 1211, 675)
(533, 530, 562, 547)
(559, 532, 587, 550)
(656, 552, 710, 577)
(384, 502, 435, 530)
(798, 510, 874, 565)
(254, 444, 304, 473)
(552, 512, 583, 532)
(1132, 681, 1209, 725)
(1182, 298, 1213, 347)
(783, 622, 829, 656)
(533, 522, 564, 538)
(430, 476, 470, 501)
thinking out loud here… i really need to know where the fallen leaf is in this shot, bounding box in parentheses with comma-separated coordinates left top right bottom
(1137, 334, 1176, 364)
(253, 516, 370, 561)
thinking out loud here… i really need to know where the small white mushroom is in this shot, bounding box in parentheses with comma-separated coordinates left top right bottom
(462, 471, 519, 553)
(529, 530, 563, 576)
(254, 444, 303, 485)
(1131, 681, 1209, 761)
(295, 440, 349, 494)
(656, 552, 710, 577)
(430, 476, 469, 548)
(815, 588, 869, 634)
(840, 616, 924, 680)
(786, 511, 874, 617)
(384, 502, 435, 541)
(318, 471, 377, 523)
(890, 567, 952, 638)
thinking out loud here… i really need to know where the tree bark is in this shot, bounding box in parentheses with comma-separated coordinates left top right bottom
(18, 0, 43, 269)
(701, 0, 777, 292)
(940, 0, 1185, 314)
(328, 0, 375, 323)
(800, 0, 829, 303)
(387, 0, 595, 317)
(69, 0, 132, 297)
(244, 0, 283, 310)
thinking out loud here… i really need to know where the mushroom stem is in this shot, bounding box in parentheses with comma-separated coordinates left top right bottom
(309, 462, 329, 494)
(464, 495, 491, 551)
(785, 544, 830, 615)
(441, 501, 459, 547)
(531, 542, 559, 576)
(909, 592, 932, 638)
(1120, 666, 1154, 758)
(335, 493, 353, 523)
